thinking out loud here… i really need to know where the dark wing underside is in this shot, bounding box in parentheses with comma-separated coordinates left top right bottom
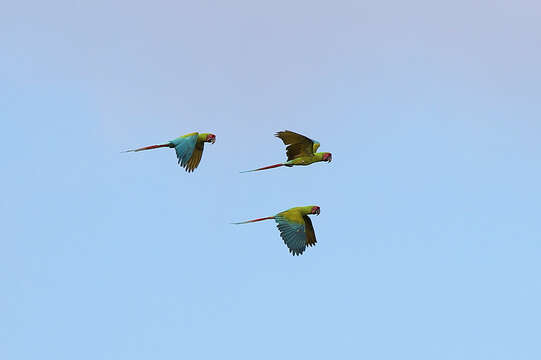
(275, 130, 315, 161)
(303, 215, 317, 247)
(185, 142, 204, 172)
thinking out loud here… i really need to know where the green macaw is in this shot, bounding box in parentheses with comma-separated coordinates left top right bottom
(241, 130, 332, 173)
(123, 132, 216, 172)
(233, 205, 321, 256)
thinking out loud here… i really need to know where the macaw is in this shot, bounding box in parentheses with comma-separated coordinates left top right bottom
(123, 132, 216, 172)
(241, 130, 332, 172)
(233, 205, 321, 256)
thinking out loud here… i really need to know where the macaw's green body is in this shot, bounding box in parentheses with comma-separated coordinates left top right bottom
(233, 205, 321, 256)
(286, 152, 328, 166)
(124, 132, 216, 172)
(241, 130, 332, 173)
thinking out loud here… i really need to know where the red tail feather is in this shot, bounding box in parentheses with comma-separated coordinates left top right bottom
(240, 163, 284, 173)
(232, 216, 275, 225)
(123, 143, 170, 153)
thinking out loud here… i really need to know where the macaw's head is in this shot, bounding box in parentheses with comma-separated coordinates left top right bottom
(322, 152, 332, 162)
(205, 134, 216, 144)
(311, 206, 321, 216)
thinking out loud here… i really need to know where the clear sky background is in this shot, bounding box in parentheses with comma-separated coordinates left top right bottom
(2, 1, 540, 359)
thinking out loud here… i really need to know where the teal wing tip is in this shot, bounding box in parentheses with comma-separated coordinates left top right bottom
(239, 169, 254, 173)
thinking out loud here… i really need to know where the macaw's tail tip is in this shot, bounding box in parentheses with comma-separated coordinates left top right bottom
(122, 143, 170, 153)
(231, 220, 252, 225)
(240, 164, 284, 173)
(231, 216, 275, 225)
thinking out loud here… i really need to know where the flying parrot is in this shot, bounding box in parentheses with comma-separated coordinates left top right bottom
(123, 132, 216, 172)
(233, 205, 321, 256)
(241, 130, 332, 173)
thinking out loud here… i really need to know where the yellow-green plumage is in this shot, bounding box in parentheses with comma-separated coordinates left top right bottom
(123, 131, 216, 172)
(286, 152, 327, 166)
(277, 206, 315, 223)
(170, 132, 215, 172)
(232, 205, 320, 256)
(240, 130, 332, 173)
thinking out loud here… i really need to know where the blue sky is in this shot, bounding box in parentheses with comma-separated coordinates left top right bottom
(2, 1, 540, 359)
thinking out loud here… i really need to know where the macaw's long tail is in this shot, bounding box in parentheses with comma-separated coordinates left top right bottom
(240, 164, 284, 173)
(232, 216, 275, 225)
(122, 143, 171, 153)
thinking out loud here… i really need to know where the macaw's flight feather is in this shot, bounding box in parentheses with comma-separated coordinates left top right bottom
(172, 133, 198, 168)
(232, 205, 321, 256)
(123, 131, 216, 172)
(185, 141, 204, 172)
(275, 216, 308, 255)
(303, 215, 317, 247)
(275, 130, 317, 160)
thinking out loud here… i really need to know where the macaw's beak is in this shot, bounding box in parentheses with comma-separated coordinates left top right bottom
(210, 138, 216, 144)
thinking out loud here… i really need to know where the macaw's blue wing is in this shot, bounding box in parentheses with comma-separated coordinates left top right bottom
(274, 215, 308, 256)
(169, 133, 198, 168)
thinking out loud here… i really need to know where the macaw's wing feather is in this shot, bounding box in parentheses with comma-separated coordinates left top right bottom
(275, 130, 315, 160)
(171, 133, 198, 169)
(275, 215, 307, 256)
(275, 130, 313, 145)
(185, 141, 204, 172)
(303, 215, 317, 247)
